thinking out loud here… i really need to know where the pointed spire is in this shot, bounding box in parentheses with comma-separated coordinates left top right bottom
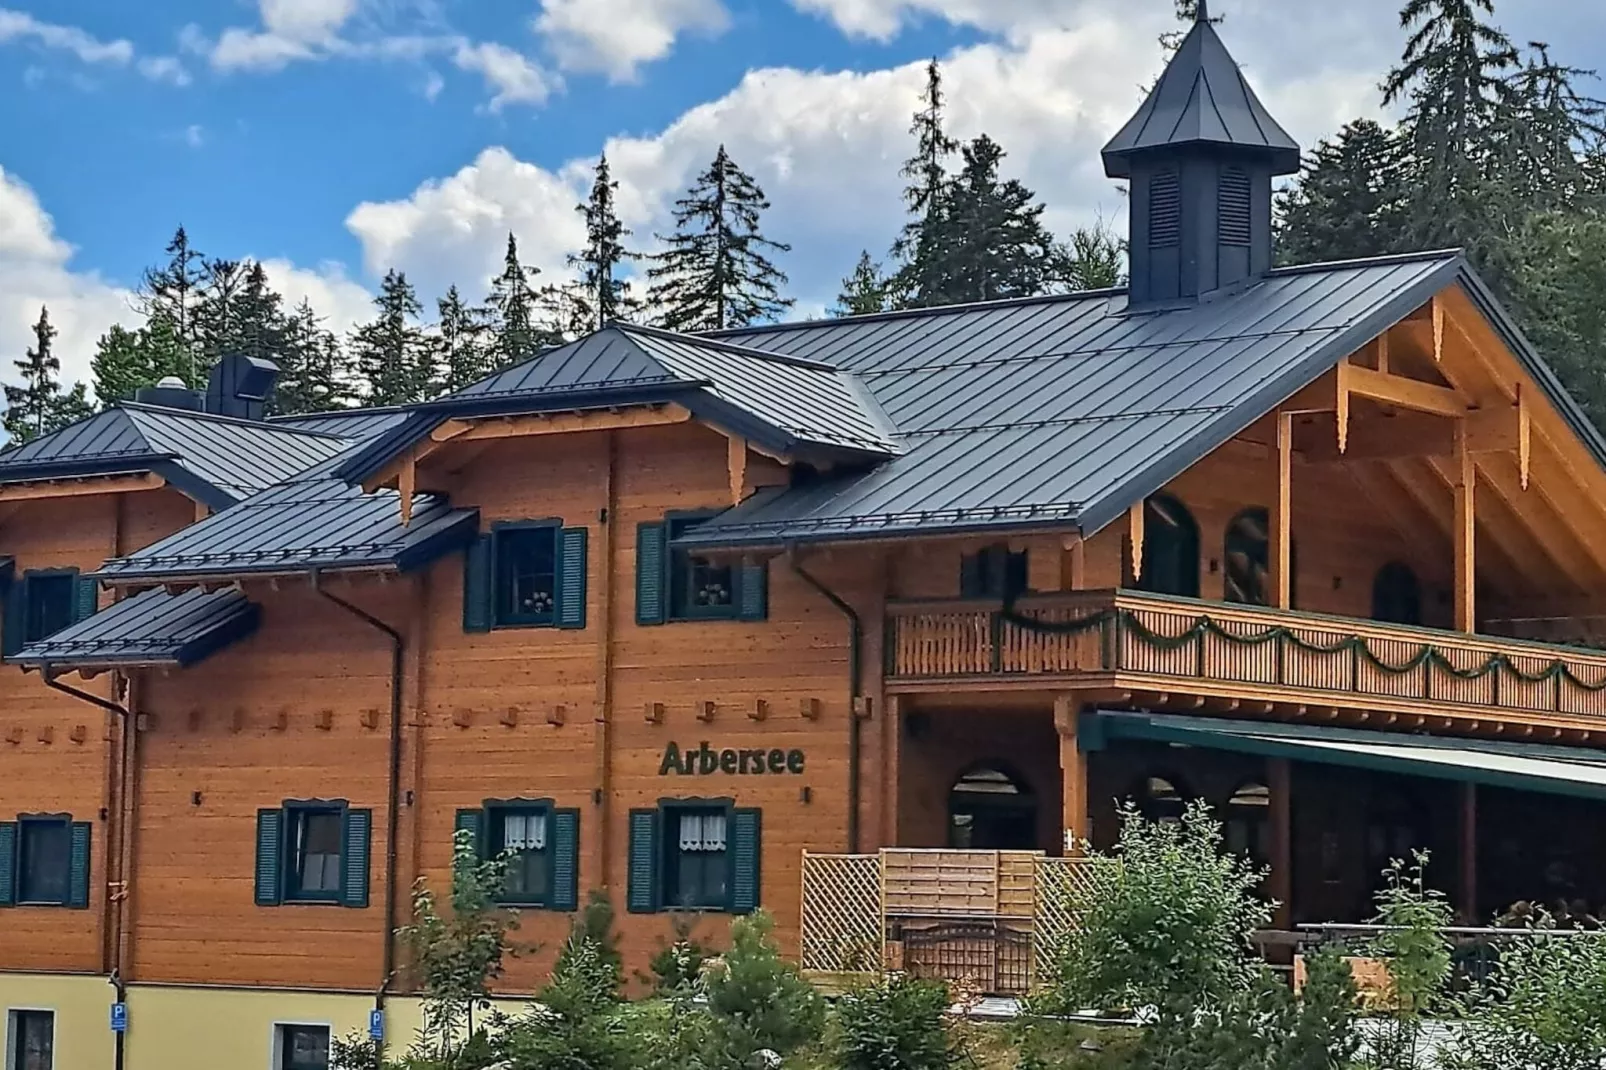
(1196, 0, 1209, 23)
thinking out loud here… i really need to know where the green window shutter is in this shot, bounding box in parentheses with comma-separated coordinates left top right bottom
(635, 522, 667, 625)
(341, 808, 372, 908)
(73, 572, 98, 623)
(2, 579, 27, 657)
(454, 808, 484, 859)
(254, 809, 284, 906)
(729, 809, 762, 914)
(737, 559, 769, 622)
(462, 534, 495, 633)
(68, 822, 92, 909)
(0, 822, 15, 906)
(626, 808, 660, 913)
(557, 527, 588, 630)
(550, 808, 580, 911)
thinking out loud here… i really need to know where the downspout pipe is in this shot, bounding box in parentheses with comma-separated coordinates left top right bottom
(311, 572, 404, 1057)
(43, 672, 130, 1070)
(786, 548, 862, 853)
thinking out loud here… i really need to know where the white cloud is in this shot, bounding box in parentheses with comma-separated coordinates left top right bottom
(260, 0, 360, 41)
(260, 260, 375, 336)
(451, 41, 559, 110)
(346, 1, 1408, 313)
(0, 7, 188, 82)
(0, 168, 138, 390)
(534, 0, 728, 81)
(184, 124, 205, 148)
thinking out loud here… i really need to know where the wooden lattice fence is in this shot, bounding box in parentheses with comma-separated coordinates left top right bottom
(800, 852, 883, 978)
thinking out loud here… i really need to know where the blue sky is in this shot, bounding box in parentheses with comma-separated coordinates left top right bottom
(0, 0, 1602, 387)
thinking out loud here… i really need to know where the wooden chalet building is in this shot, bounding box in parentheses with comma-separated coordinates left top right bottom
(9, 10, 1606, 1069)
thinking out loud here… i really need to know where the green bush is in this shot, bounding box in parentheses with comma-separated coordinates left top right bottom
(1363, 851, 1453, 1070)
(1047, 800, 1271, 1015)
(1439, 914, 1606, 1070)
(645, 914, 711, 994)
(833, 973, 953, 1070)
(703, 911, 826, 1057)
(498, 930, 639, 1070)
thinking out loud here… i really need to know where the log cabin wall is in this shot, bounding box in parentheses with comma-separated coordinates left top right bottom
(0, 488, 195, 976)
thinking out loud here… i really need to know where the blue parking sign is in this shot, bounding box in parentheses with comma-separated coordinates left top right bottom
(369, 1008, 384, 1041)
(110, 1002, 128, 1033)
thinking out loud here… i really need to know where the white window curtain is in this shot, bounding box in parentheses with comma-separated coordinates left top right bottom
(678, 812, 727, 852)
(504, 812, 547, 852)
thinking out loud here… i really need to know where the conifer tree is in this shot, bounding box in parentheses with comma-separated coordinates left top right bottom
(272, 299, 350, 415)
(484, 233, 556, 370)
(1053, 224, 1127, 291)
(1277, 119, 1413, 265)
(890, 60, 960, 308)
(940, 134, 1060, 303)
(90, 316, 190, 408)
(568, 154, 639, 331)
(833, 251, 891, 316)
(647, 146, 793, 331)
(194, 257, 248, 371)
(4, 307, 91, 444)
(350, 269, 429, 406)
(229, 262, 289, 366)
(138, 226, 207, 384)
(438, 285, 493, 392)
(533, 282, 597, 343)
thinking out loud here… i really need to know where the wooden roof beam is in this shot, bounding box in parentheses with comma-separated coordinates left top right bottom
(0, 471, 166, 503)
(1345, 363, 1472, 419)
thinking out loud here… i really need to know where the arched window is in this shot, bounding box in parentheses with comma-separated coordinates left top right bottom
(1133, 494, 1200, 598)
(1130, 774, 1192, 825)
(949, 765, 1037, 850)
(1224, 781, 1271, 866)
(1372, 562, 1422, 626)
(1224, 507, 1296, 606)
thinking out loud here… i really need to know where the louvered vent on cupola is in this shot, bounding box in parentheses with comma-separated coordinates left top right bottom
(1149, 170, 1182, 248)
(1218, 168, 1252, 246)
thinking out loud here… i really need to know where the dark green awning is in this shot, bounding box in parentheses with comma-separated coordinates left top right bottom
(1083, 712, 1606, 802)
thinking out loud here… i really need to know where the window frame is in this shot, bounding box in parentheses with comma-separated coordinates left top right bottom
(273, 1021, 331, 1070)
(490, 519, 563, 630)
(7, 1009, 54, 1070)
(20, 568, 78, 646)
(665, 511, 741, 622)
(14, 814, 71, 908)
(658, 797, 736, 912)
(960, 545, 1028, 600)
(282, 802, 346, 905)
(484, 797, 555, 907)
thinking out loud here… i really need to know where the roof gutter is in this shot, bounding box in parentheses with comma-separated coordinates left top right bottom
(310, 571, 404, 1056)
(786, 547, 862, 853)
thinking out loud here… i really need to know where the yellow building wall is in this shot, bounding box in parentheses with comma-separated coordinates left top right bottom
(0, 973, 115, 1070)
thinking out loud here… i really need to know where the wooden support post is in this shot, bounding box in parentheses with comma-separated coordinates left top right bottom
(1269, 757, 1293, 929)
(1517, 384, 1531, 490)
(1128, 501, 1145, 582)
(727, 436, 750, 506)
(1054, 696, 1090, 854)
(397, 450, 416, 526)
(1062, 535, 1086, 591)
(1376, 332, 1390, 375)
(1455, 420, 1476, 633)
(1336, 360, 1351, 454)
(1460, 781, 1478, 924)
(1273, 412, 1293, 610)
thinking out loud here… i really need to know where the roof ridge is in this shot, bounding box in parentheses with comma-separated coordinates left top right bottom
(1266, 248, 1464, 277)
(705, 287, 1126, 336)
(121, 401, 353, 441)
(617, 322, 846, 372)
(267, 404, 411, 423)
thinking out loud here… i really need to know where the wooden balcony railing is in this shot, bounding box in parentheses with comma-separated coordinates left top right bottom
(885, 590, 1606, 721)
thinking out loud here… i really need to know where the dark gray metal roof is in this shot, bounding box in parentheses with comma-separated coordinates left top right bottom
(1101, 10, 1300, 177)
(268, 408, 412, 440)
(679, 251, 1467, 549)
(0, 404, 352, 508)
(94, 477, 477, 584)
(7, 587, 260, 669)
(415, 323, 899, 457)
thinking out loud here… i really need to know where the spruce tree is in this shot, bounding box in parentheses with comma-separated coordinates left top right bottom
(568, 154, 639, 331)
(832, 251, 891, 316)
(1277, 119, 1414, 265)
(4, 307, 91, 444)
(533, 282, 597, 343)
(230, 261, 289, 366)
(272, 299, 350, 415)
(138, 226, 207, 385)
(890, 60, 960, 308)
(350, 269, 429, 406)
(194, 257, 248, 371)
(647, 146, 793, 331)
(484, 233, 557, 370)
(940, 134, 1060, 302)
(1053, 224, 1126, 291)
(438, 285, 493, 392)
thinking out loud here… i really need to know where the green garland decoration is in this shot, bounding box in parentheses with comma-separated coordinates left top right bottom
(995, 595, 1606, 694)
